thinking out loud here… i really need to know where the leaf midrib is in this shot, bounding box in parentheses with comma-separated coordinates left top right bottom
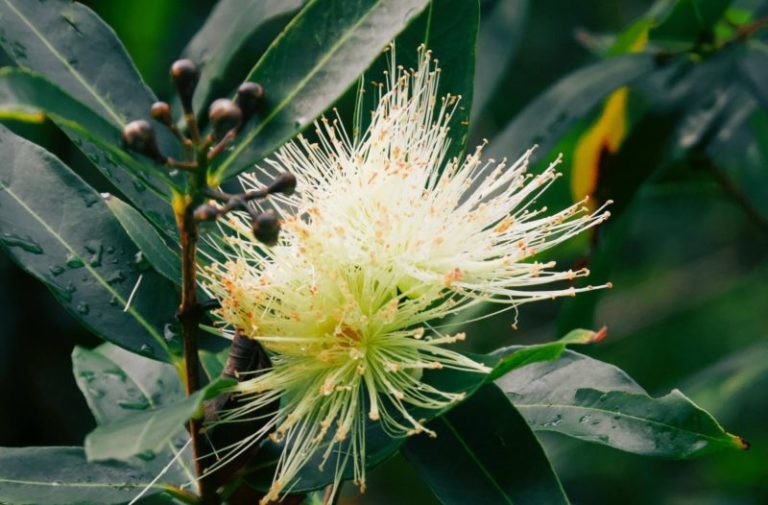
(515, 401, 734, 446)
(2, 184, 170, 356)
(440, 417, 515, 504)
(1, 0, 125, 126)
(217, 0, 405, 177)
(96, 350, 195, 481)
(0, 477, 151, 489)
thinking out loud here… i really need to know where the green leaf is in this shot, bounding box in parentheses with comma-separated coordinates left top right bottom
(497, 350, 748, 458)
(651, 0, 733, 44)
(73, 344, 183, 424)
(0, 0, 157, 127)
(212, 0, 431, 182)
(0, 446, 168, 505)
(85, 377, 235, 461)
(0, 68, 177, 237)
(182, 0, 303, 113)
(486, 326, 607, 381)
(104, 196, 181, 286)
(472, 0, 528, 120)
(739, 41, 768, 111)
(486, 54, 655, 162)
(403, 383, 569, 505)
(0, 124, 178, 361)
(72, 343, 194, 483)
(245, 329, 599, 492)
(392, 0, 480, 160)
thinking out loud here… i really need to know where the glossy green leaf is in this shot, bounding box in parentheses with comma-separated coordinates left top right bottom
(0, 124, 178, 361)
(486, 326, 607, 381)
(472, 0, 528, 120)
(0, 446, 167, 505)
(404, 383, 569, 505)
(497, 350, 748, 457)
(651, 0, 733, 43)
(85, 377, 235, 461)
(73, 344, 184, 424)
(104, 196, 181, 285)
(182, 0, 303, 113)
(0, 0, 157, 126)
(393, 0, 480, 160)
(245, 329, 600, 492)
(0, 68, 177, 237)
(486, 54, 655, 162)
(212, 0, 430, 181)
(72, 343, 194, 483)
(739, 41, 768, 110)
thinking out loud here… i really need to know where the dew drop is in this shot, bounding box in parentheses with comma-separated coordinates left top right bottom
(163, 323, 179, 343)
(76, 301, 90, 315)
(106, 270, 125, 284)
(49, 265, 66, 276)
(140, 344, 155, 357)
(1, 232, 43, 254)
(133, 251, 150, 272)
(85, 240, 103, 267)
(65, 253, 84, 269)
(87, 388, 105, 399)
(118, 399, 150, 410)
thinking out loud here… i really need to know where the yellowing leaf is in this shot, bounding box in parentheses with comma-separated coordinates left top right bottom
(571, 28, 648, 209)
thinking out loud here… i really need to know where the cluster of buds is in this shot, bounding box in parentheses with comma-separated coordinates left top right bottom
(122, 58, 292, 246)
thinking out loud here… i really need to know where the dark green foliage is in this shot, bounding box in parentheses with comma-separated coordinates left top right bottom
(0, 0, 764, 503)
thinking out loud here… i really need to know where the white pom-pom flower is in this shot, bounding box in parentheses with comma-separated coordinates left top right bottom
(200, 45, 610, 503)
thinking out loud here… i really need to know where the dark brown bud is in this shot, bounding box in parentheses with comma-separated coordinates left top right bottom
(236, 82, 265, 125)
(170, 59, 199, 113)
(150, 101, 173, 126)
(121, 120, 165, 162)
(193, 204, 220, 222)
(251, 210, 280, 246)
(268, 172, 297, 196)
(209, 98, 242, 139)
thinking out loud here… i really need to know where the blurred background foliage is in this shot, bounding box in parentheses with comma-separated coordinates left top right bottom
(0, 0, 766, 503)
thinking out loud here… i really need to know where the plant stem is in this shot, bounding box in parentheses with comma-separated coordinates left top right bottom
(176, 142, 216, 504)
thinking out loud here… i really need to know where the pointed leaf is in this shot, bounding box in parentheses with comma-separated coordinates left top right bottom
(244, 328, 600, 492)
(393, 0, 480, 160)
(85, 377, 235, 461)
(0, 446, 168, 505)
(104, 196, 181, 286)
(182, 0, 303, 113)
(0, 124, 178, 361)
(212, 0, 431, 182)
(472, 0, 529, 120)
(487, 54, 655, 161)
(0, 68, 177, 237)
(0, 0, 157, 126)
(497, 350, 748, 458)
(72, 343, 194, 482)
(404, 383, 569, 505)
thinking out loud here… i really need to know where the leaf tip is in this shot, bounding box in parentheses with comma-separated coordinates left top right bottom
(591, 325, 608, 343)
(733, 435, 750, 451)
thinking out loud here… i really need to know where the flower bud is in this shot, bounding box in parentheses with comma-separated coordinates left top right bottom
(236, 82, 265, 125)
(150, 101, 173, 126)
(121, 119, 165, 163)
(252, 210, 280, 246)
(170, 59, 199, 113)
(268, 172, 296, 196)
(209, 98, 242, 139)
(193, 204, 219, 222)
